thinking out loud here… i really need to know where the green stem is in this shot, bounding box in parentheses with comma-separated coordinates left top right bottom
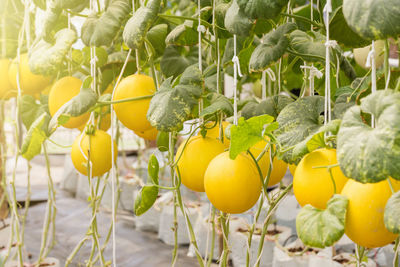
(97, 95, 154, 106)
(246, 195, 264, 267)
(175, 167, 205, 267)
(219, 212, 230, 267)
(384, 39, 390, 88)
(206, 207, 216, 267)
(393, 237, 400, 267)
(254, 183, 293, 267)
(355, 244, 365, 267)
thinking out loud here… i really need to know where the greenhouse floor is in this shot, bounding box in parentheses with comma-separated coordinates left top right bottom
(8, 154, 200, 267)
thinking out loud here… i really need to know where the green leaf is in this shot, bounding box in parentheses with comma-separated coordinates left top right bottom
(384, 191, 400, 234)
(123, 0, 161, 49)
(29, 29, 77, 76)
(275, 96, 325, 164)
(237, 0, 289, 20)
(147, 24, 168, 56)
(329, 7, 369, 48)
(41, 0, 87, 41)
(333, 89, 356, 120)
(293, 4, 320, 32)
(224, 0, 254, 36)
(134, 185, 158, 216)
(292, 119, 341, 160)
(242, 95, 294, 119)
(200, 93, 233, 118)
(48, 87, 98, 132)
(82, 47, 109, 68)
(166, 20, 198, 46)
(296, 194, 348, 248)
(288, 30, 327, 62)
(160, 45, 199, 78)
(0, 0, 24, 57)
(19, 95, 47, 130)
(147, 66, 203, 132)
(148, 154, 159, 184)
(337, 90, 400, 183)
(249, 23, 297, 72)
(342, 0, 400, 40)
(215, 2, 232, 38)
(229, 115, 275, 160)
(81, 0, 131, 47)
(21, 113, 51, 161)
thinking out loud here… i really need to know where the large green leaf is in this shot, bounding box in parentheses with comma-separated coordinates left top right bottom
(329, 7, 369, 48)
(242, 95, 294, 119)
(385, 191, 400, 234)
(165, 20, 198, 46)
(337, 90, 400, 183)
(292, 119, 341, 160)
(333, 87, 356, 119)
(200, 93, 233, 118)
(250, 23, 297, 72)
(41, 0, 87, 41)
(81, 0, 131, 47)
(288, 30, 327, 62)
(224, 0, 254, 36)
(0, 0, 24, 57)
(147, 24, 168, 56)
(48, 86, 98, 132)
(275, 96, 325, 164)
(342, 0, 400, 40)
(229, 115, 275, 160)
(160, 45, 199, 78)
(147, 66, 203, 132)
(288, 30, 356, 81)
(29, 29, 77, 76)
(123, 0, 161, 49)
(237, 0, 288, 20)
(19, 95, 47, 130)
(21, 113, 51, 161)
(215, 2, 232, 38)
(296, 194, 348, 248)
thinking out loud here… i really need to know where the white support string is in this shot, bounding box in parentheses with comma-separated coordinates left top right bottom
(261, 70, 266, 100)
(110, 50, 132, 267)
(197, 0, 204, 72)
(300, 64, 323, 96)
(366, 41, 377, 127)
(67, 12, 72, 74)
(323, 0, 332, 125)
(232, 34, 243, 126)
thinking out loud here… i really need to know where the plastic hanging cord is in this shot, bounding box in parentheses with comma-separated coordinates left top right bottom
(232, 35, 243, 126)
(366, 41, 377, 128)
(261, 70, 266, 100)
(323, 0, 332, 125)
(67, 13, 72, 74)
(197, 0, 205, 72)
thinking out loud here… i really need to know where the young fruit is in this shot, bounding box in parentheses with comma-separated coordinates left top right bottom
(204, 152, 261, 213)
(249, 140, 288, 187)
(353, 40, 385, 70)
(135, 127, 158, 141)
(8, 53, 51, 95)
(200, 121, 230, 148)
(113, 74, 156, 132)
(0, 59, 16, 99)
(175, 136, 225, 192)
(71, 130, 117, 177)
(293, 148, 349, 209)
(48, 76, 89, 129)
(341, 178, 400, 248)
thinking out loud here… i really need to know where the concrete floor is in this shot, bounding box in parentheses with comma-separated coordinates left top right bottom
(6, 154, 199, 267)
(23, 192, 199, 267)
